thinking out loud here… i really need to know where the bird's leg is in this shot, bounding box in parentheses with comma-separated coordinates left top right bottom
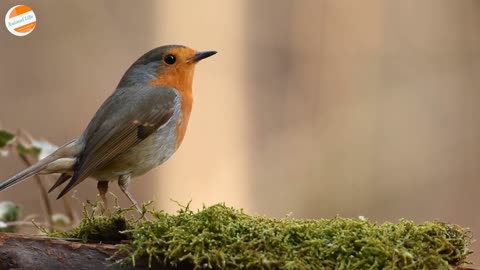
(118, 175, 142, 213)
(97, 181, 109, 212)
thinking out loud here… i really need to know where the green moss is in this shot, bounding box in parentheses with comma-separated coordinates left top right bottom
(53, 203, 473, 269)
(53, 202, 131, 242)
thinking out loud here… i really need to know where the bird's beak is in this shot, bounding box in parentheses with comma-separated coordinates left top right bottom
(189, 50, 217, 63)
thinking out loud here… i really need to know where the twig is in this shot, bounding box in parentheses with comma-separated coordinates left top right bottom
(19, 129, 78, 227)
(22, 214, 39, 221)
(3, 220, 73, 234)
(18, 153, 54, 230)
(4, 220, 48, 228)
(61, 191, 78, 224)
(16, 129, 54, 230)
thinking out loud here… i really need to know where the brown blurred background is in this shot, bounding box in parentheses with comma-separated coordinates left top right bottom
(0, 0, 479, 263)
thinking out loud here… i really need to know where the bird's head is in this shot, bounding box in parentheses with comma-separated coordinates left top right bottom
(118, 45, 217, 91)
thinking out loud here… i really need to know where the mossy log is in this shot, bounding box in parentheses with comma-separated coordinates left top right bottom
(0, 204, 475, 269)
(0, 233, 476, 270)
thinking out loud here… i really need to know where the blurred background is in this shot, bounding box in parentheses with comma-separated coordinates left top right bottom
(0, 0, 479, 263)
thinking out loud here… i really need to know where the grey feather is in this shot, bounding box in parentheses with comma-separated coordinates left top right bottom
(57, 85, 179, 199)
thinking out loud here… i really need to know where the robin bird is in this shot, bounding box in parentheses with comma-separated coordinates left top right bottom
(0, 45, 216, 212)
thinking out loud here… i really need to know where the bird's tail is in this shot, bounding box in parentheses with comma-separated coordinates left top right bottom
(0, 140, 80, 192)
(0, 156, 57, 191)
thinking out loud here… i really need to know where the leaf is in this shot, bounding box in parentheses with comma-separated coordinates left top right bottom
(16, 143, 41, 160)
(0, 201, 20, 233)
(0, 149, 9, 157)
(52, 213, 71, 227)
(32, 139, 58, 160)
(0, 130, 15, 148)
(0, 201, 20, 222)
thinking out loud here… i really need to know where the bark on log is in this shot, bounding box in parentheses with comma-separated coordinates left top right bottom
(0, 233, 475, 270)
(0, 233, 185, 270)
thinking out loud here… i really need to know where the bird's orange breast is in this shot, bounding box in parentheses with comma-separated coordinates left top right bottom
(149, 64, 194, 149)
(174, 91, 192, 148)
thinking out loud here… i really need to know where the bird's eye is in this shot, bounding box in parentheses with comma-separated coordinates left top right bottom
(164, 54, 176, 65)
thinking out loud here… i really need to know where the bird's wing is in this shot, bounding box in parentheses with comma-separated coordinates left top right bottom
(56, 85, 179, 198)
